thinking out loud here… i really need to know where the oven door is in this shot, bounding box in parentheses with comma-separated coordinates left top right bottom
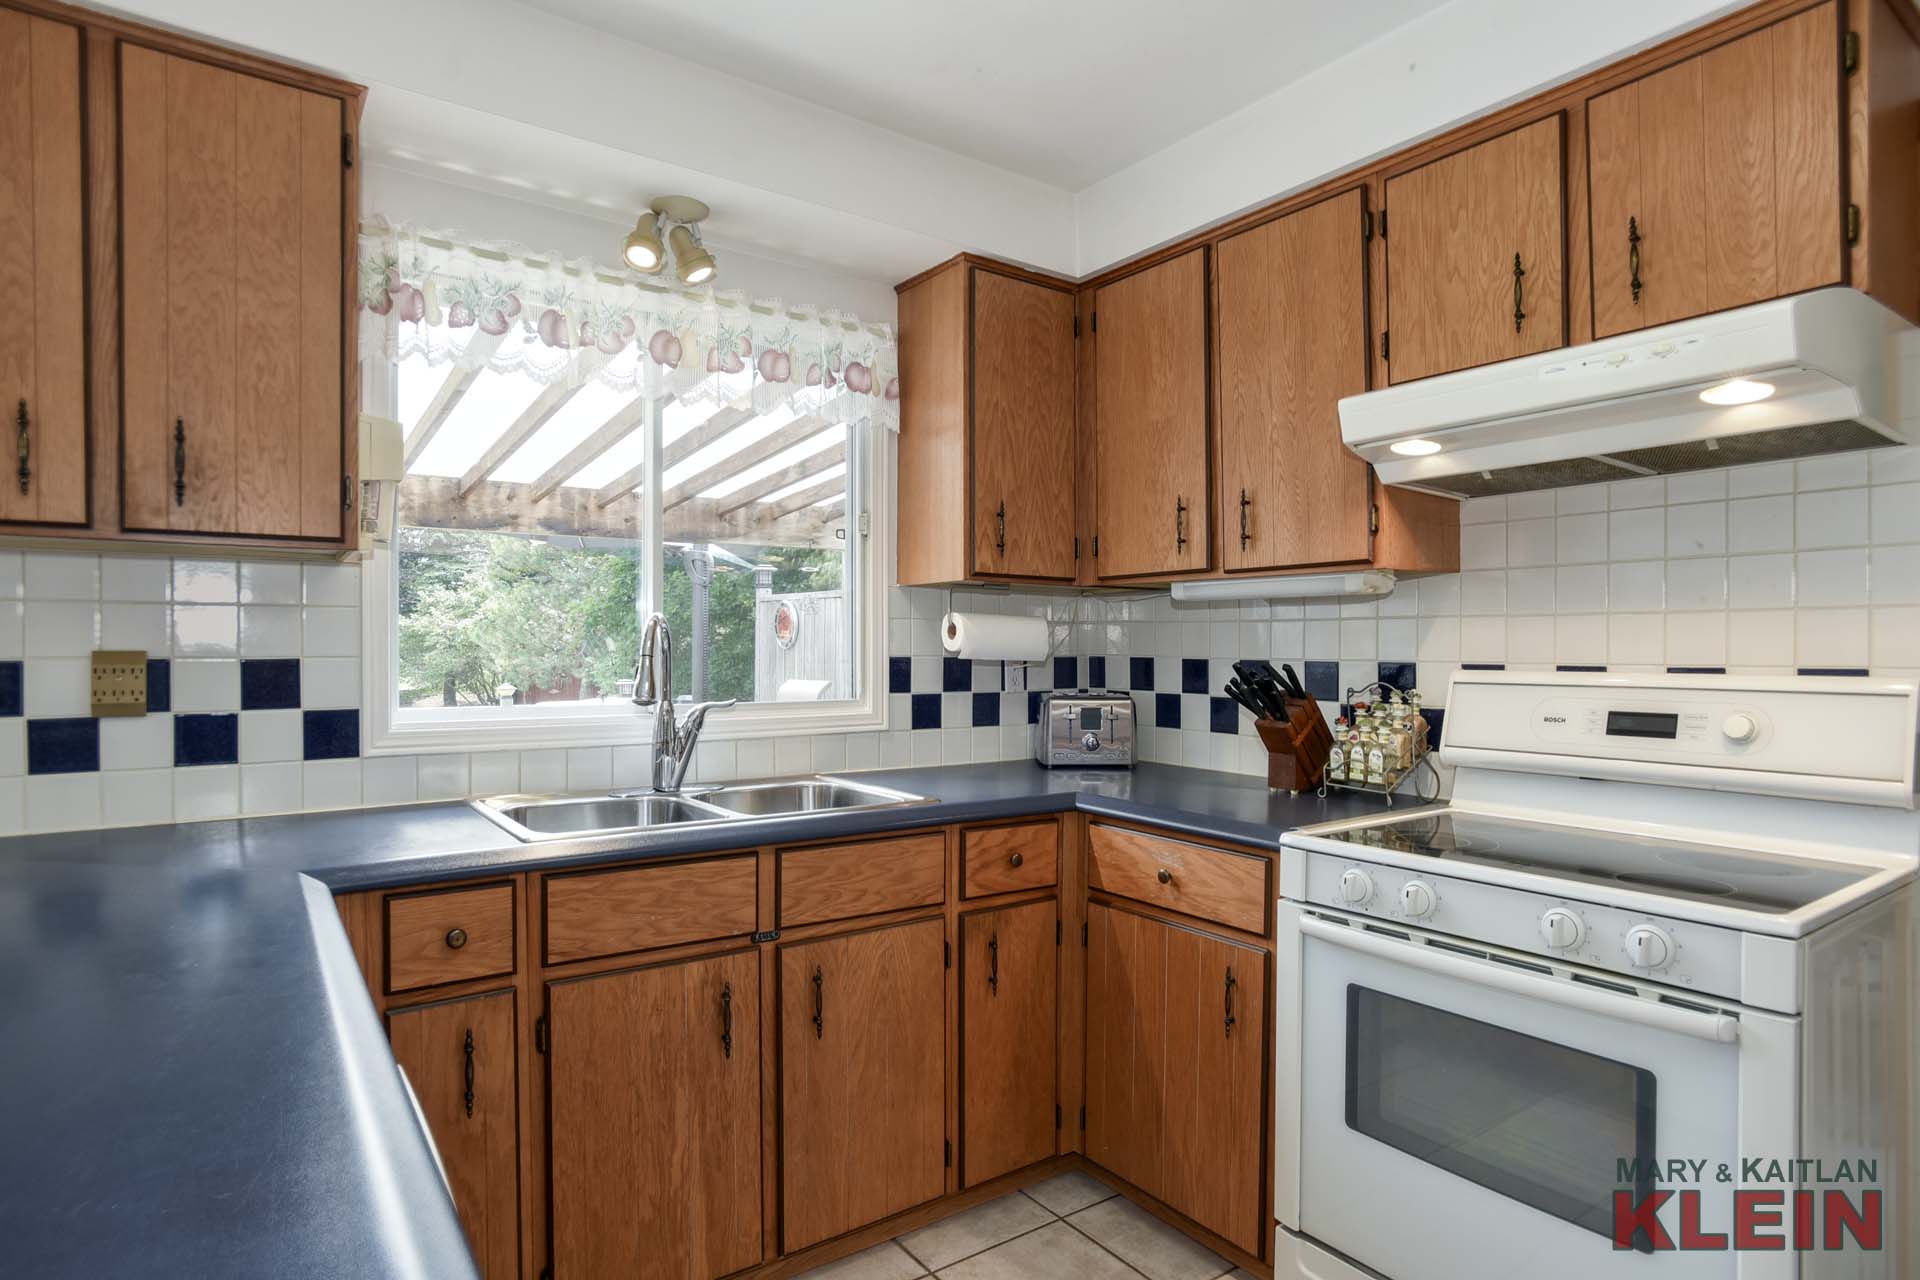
(1285, 907, 1775, 1280)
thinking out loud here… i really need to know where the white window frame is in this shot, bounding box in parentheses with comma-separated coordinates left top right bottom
(359, 358, 891, 757)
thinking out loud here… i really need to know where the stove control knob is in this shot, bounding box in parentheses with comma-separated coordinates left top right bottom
(1624, 924, 1674, 970)
(1722, 713, 1757, 744)
(1338, 867, 1375, 906)
(1400, 880, 1437, 920)
(1539, 907, 1584, 950)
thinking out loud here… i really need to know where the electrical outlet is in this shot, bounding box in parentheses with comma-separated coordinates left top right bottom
(91, 650, 149, 717)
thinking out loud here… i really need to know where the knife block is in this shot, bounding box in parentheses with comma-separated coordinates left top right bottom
(1255, 699, 1334, 794)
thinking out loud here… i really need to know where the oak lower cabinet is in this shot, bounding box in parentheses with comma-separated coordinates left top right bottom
(1085, 902, 1268, 1255)
(1091, 247, 1210, 579)
(780, 917, 947, 1252)
(959, 899, 1058, 1187)
(546, 949, 762, 1280)
(1384, 114, 1566, 383)
(895, 257, 1078, 585)
(0, 7, 86, 527)
(386, 990, 520, 1279)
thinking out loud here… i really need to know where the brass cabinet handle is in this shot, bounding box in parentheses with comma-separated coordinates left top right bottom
(1009, 851, 1024, 869)
(1175, 497, 1188, 553)
(15, 400, 28, 496)
(1512, 253, 1527, 333)
(462, 1028, 475, 1118)
(995, 500, 1006, 555)
(1157, 868, 1173, 885)
(1224, 966, 1238, 1039)
(1238, 488, 1251, 550)
(988, 932, 1000, 996)
(720, 982, 734, 1059)
(811, 965, 824, 1039)
(1628, 217, 1642, 304)
(444, 927, 468, 950)
(173, 418, 187, 506)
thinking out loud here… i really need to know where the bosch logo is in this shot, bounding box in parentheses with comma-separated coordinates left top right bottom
(1543, 715, 1567, 724)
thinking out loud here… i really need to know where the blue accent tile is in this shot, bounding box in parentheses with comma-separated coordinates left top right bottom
(1459, 662, 1505, 671)
(1053, 655, 1077, 691)
(942, 656, 972, 692)
(1181, 658, 1209, 695)
(910, 693, 942, 731)
(972, 691, 1000, 727)
(1028, 691, 1043, 724)
(1797, 667, 1870, 677)
(1377, 662, 1416, 693)
(239, 658, 301, 710)
(1154, 692, 1181, 729)
(1556, 664, 1607, 672)
(1209, 696, 1239, 734)
(888, 657, 911, 693)
(1129, 656, 1154, 691)
(145, 659, 170, 712)
(174, 714, 239, 767)
(1666, 666, 1726, 675)
(1423, 708, 1446, 751)
(27, 717, 98, 774)
(1304, 661, 1339, 701)
(0, 661, 20, 716)
(301, 709, 360, 761)
(1088, 656, 1106, 689)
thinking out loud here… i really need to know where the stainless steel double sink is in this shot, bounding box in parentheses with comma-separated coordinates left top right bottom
(471, 775, 930, 842)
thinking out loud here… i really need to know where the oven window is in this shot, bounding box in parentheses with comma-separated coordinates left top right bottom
(1346, 985, 1657, 1249)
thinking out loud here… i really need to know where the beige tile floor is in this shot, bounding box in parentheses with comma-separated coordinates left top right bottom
(792, 1171, 1260, 1280)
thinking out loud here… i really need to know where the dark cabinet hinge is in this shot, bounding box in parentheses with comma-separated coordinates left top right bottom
(1073, 535, 1080, 560)
(1369, 504, 1380, 535)
(1079, 1105, 1086, 1129)
(944, 1140, 952, 1168)
(1844, 30, 1860, 74)
(1090, 312, 1097, 334)
(1362, 208, 1374, 241)
(1380, 330, 1389, 362)
(1847, 203, 1862, 245)
(1073, 315, 1081, 338)
(342, 132, 354, 168)
(944, 940, 951, 969)
(1081, 921, 1089, 946)
(1056, 920, 1063, 945)
(534, 1015, 548, 1055)
(1055, 1103, 1063, 1128)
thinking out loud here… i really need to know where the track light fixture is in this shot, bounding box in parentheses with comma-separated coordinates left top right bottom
(625, 195, 717, 285)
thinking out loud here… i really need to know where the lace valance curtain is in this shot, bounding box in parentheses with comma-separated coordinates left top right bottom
(356, 217, 899, 430)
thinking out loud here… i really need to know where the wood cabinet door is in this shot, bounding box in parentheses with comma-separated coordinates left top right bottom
(387, 990, 519, 1279)
(1160, 925, 1267, 1256)
(1215, 189, 1371, 572)
(1385, 114, 1565, 383)
(120, 44, 345, 539)
(1589, 3, 1840, 337)
(780, 917, 946, 1252)
(1084, 902, 1168, 1199)
(547, 951, 761, 1280)
(971, 269, 1076, 580)
(1093, 248, 1209, 578)
(0, 10, 85, 526)
(960, 899, 1057, 1187)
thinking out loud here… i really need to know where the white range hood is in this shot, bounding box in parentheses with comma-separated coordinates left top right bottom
(1341, 288, 1916, 498)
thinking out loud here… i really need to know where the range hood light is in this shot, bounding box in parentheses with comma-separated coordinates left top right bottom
(1698, 378, 1776, 406)
(1389, 437, 1443, 456)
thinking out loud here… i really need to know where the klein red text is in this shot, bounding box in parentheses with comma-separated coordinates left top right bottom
(1612, 1190, 1881, 1251)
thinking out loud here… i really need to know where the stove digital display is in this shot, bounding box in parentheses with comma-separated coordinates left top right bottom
(1606, 710, 1679, 739)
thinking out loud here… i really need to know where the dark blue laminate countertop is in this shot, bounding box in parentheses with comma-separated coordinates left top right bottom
(0, 761, 1385, 1277)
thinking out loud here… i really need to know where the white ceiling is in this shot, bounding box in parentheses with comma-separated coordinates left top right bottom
(521, 0, 1448, 189)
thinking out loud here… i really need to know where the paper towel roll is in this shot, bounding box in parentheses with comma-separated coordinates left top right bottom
(942, 612, 1049, 662)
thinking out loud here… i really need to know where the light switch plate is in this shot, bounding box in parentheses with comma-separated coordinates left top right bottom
(91, 649, 148, 717)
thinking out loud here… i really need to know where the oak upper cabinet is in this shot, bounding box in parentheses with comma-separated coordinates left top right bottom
(546, 950, 762, 1280)
(1588, 3, 1841, 336)
(386, 991, 519, 1279)
(1086, 903, 1268, 1255)
(780, 917, 946, 1252)
(1214, 189, 1372, 572)
(120, 44, 348, 541)
(960, 899, 1057, 1187)
(0, 9, 86, 526)
(896, 258, 1077, 585)
(1384, 114, 1566, 383)
(1092, 248, 1210, 578)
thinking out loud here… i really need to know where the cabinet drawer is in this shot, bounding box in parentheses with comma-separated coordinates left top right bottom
(544, 856, 759, 965)
(1087, 825, 1268, 934)
(386, 883, 516, 993)
(962, 821, 1058, 897)
(779, 833, 945, 928)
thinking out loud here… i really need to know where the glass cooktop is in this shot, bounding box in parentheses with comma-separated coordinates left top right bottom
(1319, 810, 1879, 914)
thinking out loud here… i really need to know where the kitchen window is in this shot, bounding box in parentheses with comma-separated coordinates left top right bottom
(356, 221, 897, 754)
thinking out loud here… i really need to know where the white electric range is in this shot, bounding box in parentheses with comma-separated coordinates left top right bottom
(1273, 670, 1920, 1280)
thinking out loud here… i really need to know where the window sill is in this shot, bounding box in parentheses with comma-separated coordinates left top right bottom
(364, 699, 886, 757)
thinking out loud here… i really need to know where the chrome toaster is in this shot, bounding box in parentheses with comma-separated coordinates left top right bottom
(1034, 691, 1136, 768)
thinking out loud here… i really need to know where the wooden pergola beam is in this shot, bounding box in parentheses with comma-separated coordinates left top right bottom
(762, 474, 847, 522)
(590, 393, 760, 507)
(456, 348, 608, 497)
(712, 441, 845, 516)
(403, 329, 506, 468)
(399, 475, 845, 546)
(527, 392, 663, 503)
(661, 415, 830, 512)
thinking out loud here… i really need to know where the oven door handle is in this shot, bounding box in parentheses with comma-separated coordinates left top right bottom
(1299, 915, 1740, 1045)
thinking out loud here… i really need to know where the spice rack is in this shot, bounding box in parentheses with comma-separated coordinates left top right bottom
(1318, 682, 1439, 806)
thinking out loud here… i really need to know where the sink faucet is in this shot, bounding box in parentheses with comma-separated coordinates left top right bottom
(632, 612, 735, 792)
